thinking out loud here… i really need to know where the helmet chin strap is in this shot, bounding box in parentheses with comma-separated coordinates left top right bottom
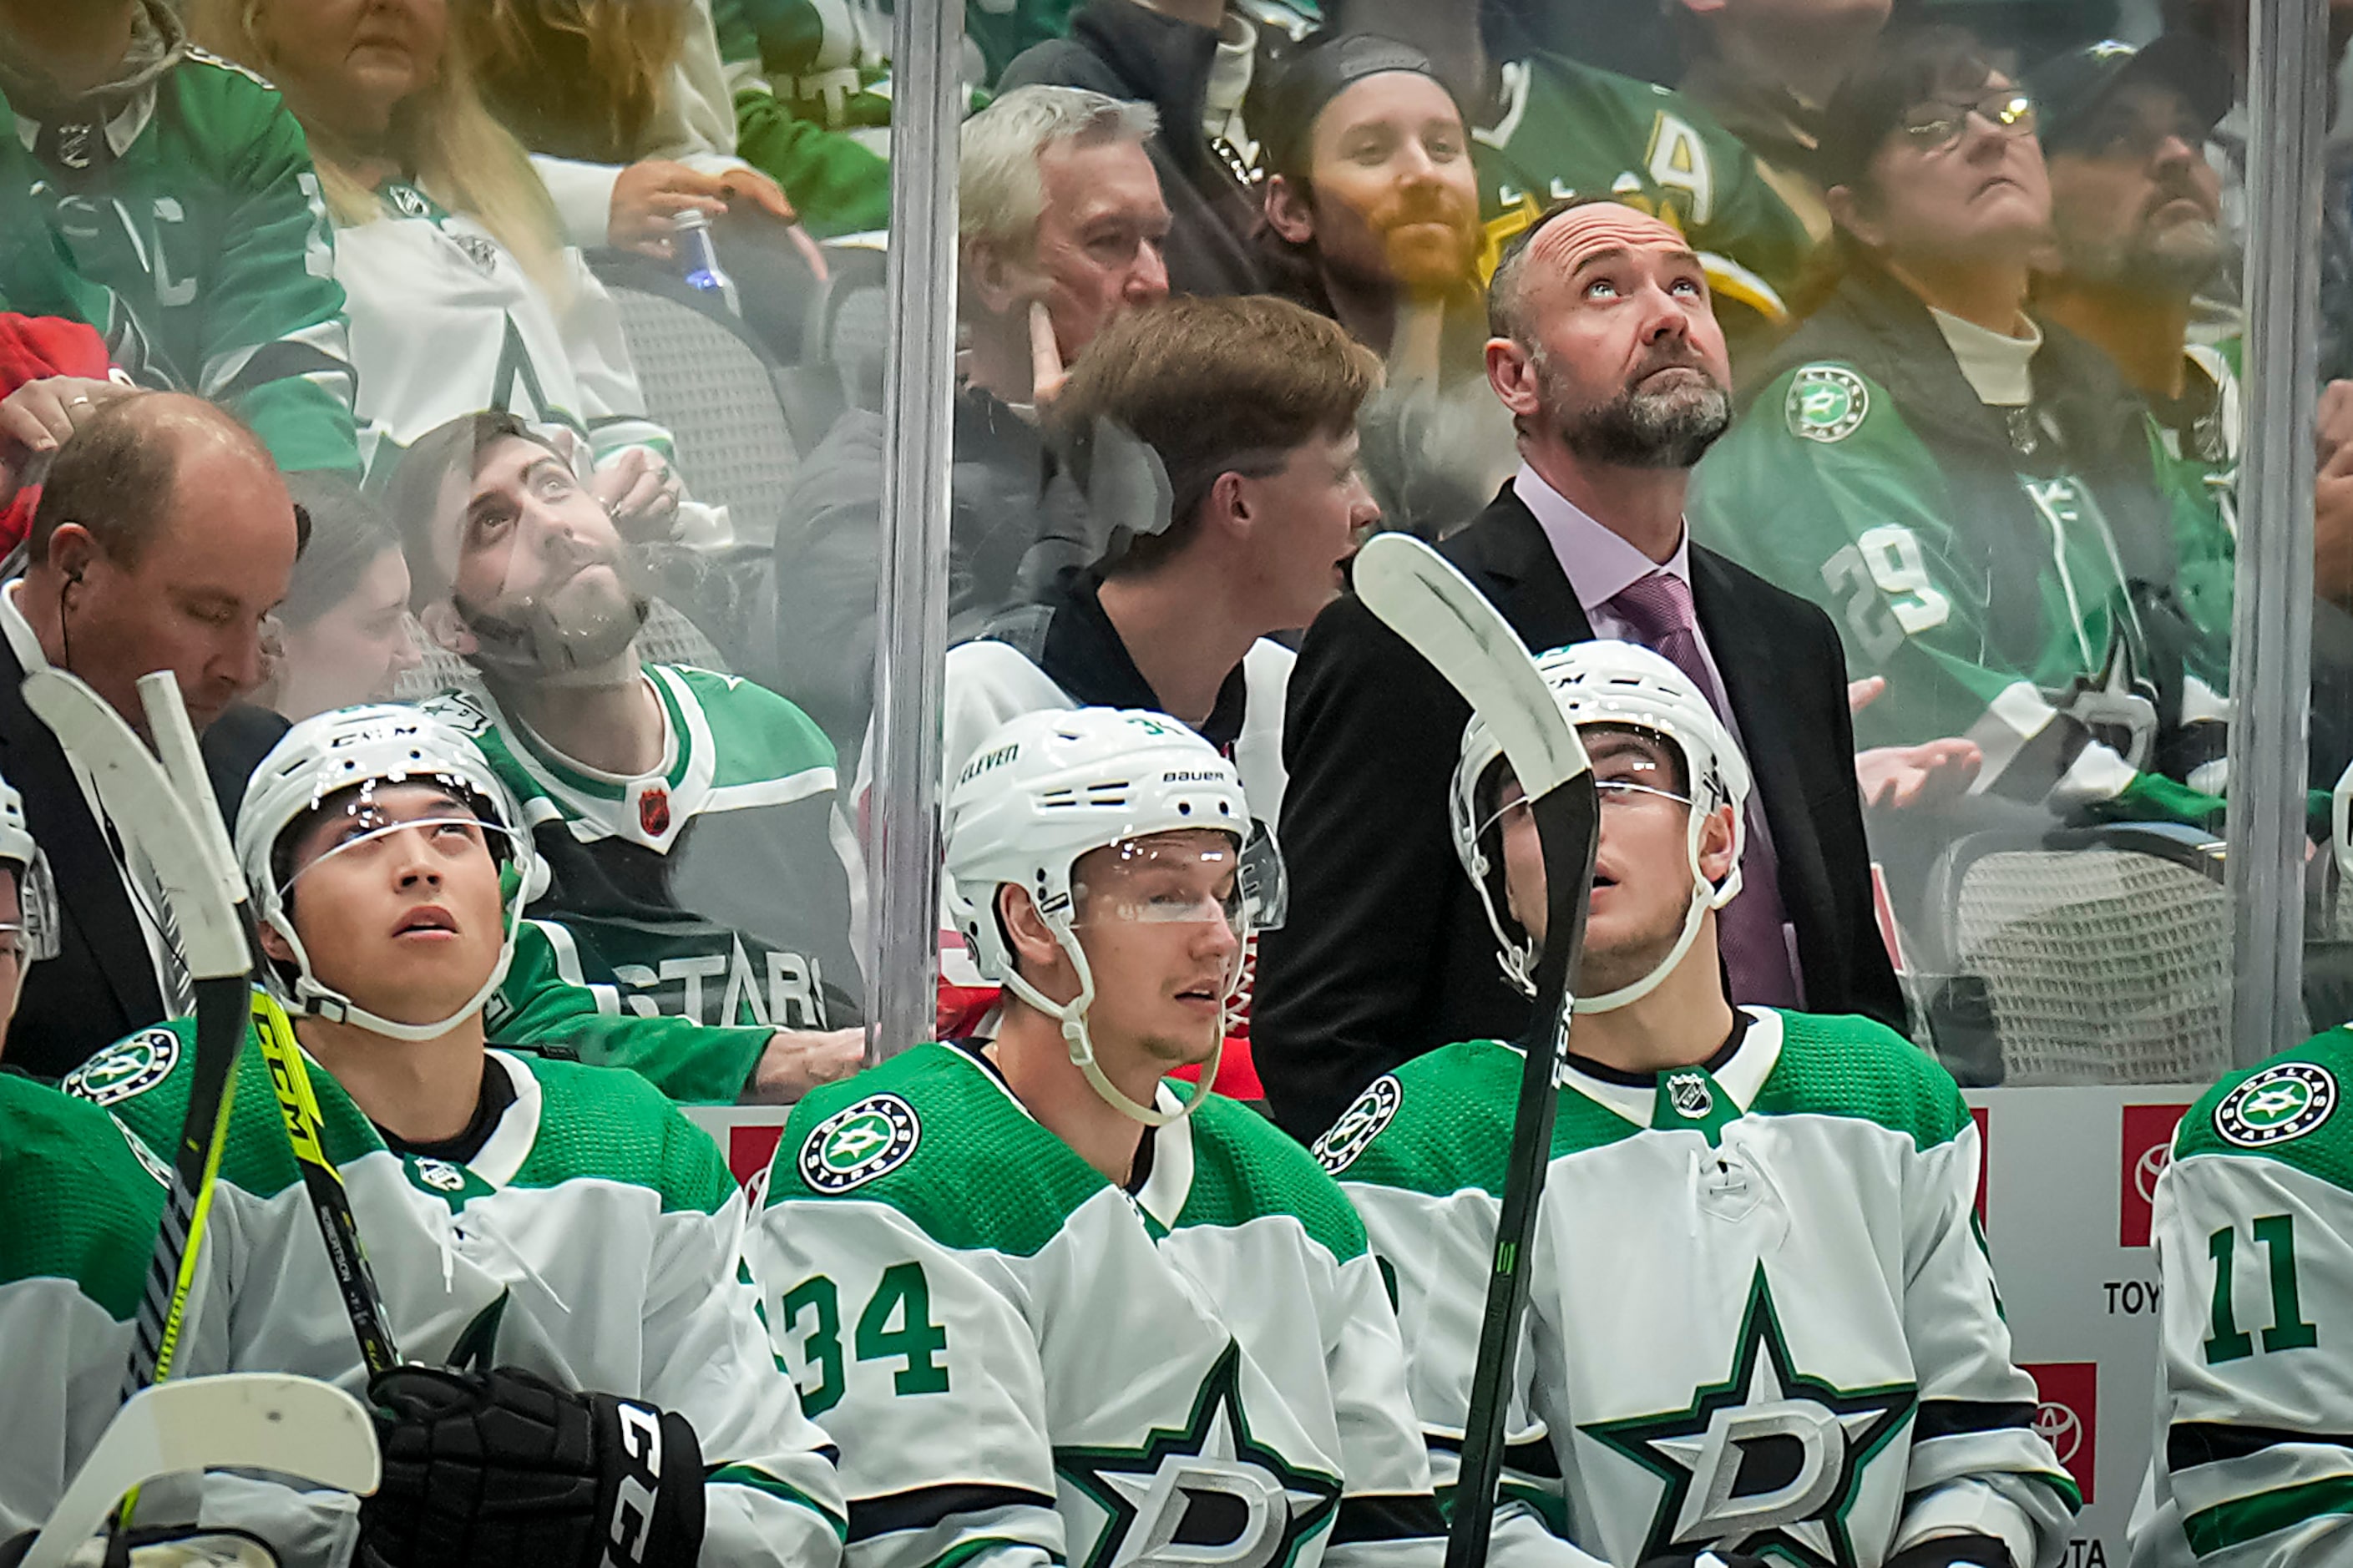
(271, 898, 525, 1044)
(998, 924, 1222, 1128)
(1572, 806, 1740, 1015)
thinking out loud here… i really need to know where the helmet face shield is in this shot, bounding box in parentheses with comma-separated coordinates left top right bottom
(1068, 825, 1288, 941)
(3, 847, 58, 966)
(276, 785, 527, 908)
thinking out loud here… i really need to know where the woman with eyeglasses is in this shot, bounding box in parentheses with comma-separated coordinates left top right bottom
(1688, 25, 2219, 845)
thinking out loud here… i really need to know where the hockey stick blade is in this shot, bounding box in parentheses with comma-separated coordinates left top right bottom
(22, 670, 256, 1405)
(20, 1374, 380, 1568)
(1351, 534, 1599, 1568)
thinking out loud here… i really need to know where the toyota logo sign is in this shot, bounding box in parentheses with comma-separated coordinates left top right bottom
(2137, 1141, 2170, 1206)
(2035, 1401, 2082, 1465)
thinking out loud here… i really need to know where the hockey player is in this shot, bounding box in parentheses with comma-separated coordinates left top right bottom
(69, 705, 846, 1568)
(385, 409, 867, 1104)
(2127, 768, 2353, 1566)
(0, 767, 169, 1540)
(1320, 640, 2077, 1568)
(750, 706, 1446, 1568)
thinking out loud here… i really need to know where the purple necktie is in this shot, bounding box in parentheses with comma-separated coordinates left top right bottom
(1603, 572, 1802, 1008)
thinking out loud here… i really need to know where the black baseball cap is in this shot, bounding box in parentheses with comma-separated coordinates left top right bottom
(2022, 36, 2233, 154)
(1257, 33, 1450, 185)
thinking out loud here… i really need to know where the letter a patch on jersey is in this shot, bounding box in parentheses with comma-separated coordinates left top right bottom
(799, 1094, 921, 1193)
(1583, 1267, 1915, 1567)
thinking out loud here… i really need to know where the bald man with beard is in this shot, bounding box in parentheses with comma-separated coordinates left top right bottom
(1253, 198, 1902, 1144)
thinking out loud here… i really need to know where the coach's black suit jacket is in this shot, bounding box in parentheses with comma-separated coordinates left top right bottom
(0, 637, 163, 1080)
(0, 630, 287, 1080)
(1252, 485, 1906, 1141)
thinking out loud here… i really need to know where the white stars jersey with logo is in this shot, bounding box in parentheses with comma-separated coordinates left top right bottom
(746, 1039, 1445, 1568)
(2131, 1027, 2353, 1567)
(68, 1012, 847, 1568)
(1319, 1008, 2077, 1568)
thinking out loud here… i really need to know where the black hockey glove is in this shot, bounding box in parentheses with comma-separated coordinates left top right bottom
(360, 1365, 705, 1568)
(1884, 1537, 2011, 1568)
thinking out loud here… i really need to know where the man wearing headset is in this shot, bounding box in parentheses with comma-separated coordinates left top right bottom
(1318, 641, 2076, 1568)
(70, 705, 845, 1568)
(749, 706, 1446, 1568)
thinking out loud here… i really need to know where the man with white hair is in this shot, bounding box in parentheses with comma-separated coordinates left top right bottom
(772, 83, 1168, 744)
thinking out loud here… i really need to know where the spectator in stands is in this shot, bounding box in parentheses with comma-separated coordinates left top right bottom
(1255, 34, 1512, 539)
(0, 0, 359, 478)
(193, 0, 723, 549)
(707, 0, 893, 235)
(251, 475, 422, 725)
(387, 410, 865, 1105)
(1254, 198, 1899, 1142)
(1670, 0, 1893, 250)
(0, 392, 303, 1080)
(1328, 0, 1818, 362)
(1688, 27, 2220, 835)
(998, 0, 1269, 298)
(925, 291, 1379, 1095)
(772, 85, 1161, 746)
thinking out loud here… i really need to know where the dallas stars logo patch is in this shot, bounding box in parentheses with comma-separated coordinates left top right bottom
(2216, 1063, 2337, 1149)
(1786, 367, 1868, 444)
(64, 1028, 181, 1107)
(1058, 1343, 1341, 1568)
(1312, 1075, 1401, 1176)
(798, 1094, 921, 1193)
(1583, 1267, 1915, 1567)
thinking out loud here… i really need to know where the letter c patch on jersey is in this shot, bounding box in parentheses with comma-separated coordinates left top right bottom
(1312, 1075, 1402, 1176)
(800, 1094, 922, 1193)
(2215, 1063, 2338, 1149)
(63, 1028, 181, 1107)
(1786, 367, 1868, 444)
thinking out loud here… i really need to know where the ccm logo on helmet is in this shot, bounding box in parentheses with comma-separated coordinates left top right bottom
(606, 1401, 665, 1566)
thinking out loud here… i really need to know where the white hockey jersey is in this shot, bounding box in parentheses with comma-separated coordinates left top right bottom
(1322, 1009, 2077, 1568)
(2131, 1027, 2353, 1567)
(0, 1073, 161, 1536)
(747, 1039, 1445, 1568)
(71, 1017, 846, 1568)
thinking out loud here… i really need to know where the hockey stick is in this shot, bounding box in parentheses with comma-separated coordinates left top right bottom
(1350, 534, 1597, 1568)
(18, 1373, 381, 1568)
(123, 678, 406, 1378)
(22, 671, 255, 1404)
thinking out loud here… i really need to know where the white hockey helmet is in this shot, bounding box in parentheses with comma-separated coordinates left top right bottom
(236, 705, 549, 1041)
(0, 768, 57, 965)
(943, 706, 1281, 1125)
(1451, 640, 1751, 1013)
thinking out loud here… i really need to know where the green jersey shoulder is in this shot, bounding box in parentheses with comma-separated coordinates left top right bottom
(2173, 1026, 2353, 1191)
(66, 1012, 731, 1216)
(0, 1072, 163, 1319)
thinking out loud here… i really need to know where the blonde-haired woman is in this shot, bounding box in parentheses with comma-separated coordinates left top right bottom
(193, 0, 718, 542)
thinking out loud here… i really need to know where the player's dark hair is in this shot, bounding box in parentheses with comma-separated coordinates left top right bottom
(382, 409, 569, 608)
(280, 473, 402, 632)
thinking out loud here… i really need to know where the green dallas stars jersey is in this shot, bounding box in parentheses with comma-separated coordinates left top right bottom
(1318, 1009, 2077, 1568)
(709, 0, 894, 237)
(426, 665, 864, 1105)
(1472, 53, 1815, 330)
(2144, 341, 2242, 699)
(2129, 1028, 2353, 1567)
(748, 1040, 1445, 1568)
(0, 1072, 164, 1537)
(68, 1014, 848, 1568)
(1691, 346, 2221, 825)
(6, 52, 358, 475)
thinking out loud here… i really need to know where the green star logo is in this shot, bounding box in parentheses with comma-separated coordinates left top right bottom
(1583, 1267, 1915, 1567)
(2216, 1063, 2337, 1148)
(1785, 367, 1869, 444)
(63, 1027, 180, 1108)
(1058, 1343, 1341, 1568)
(798, 1093, 922, 1193)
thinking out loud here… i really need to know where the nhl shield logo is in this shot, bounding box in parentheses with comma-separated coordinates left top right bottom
(638, 784, 672, 839)
(55, 123, 99, 171)
(63, 1028, 180, 1107)
(1312, 1075, 1402, 1175)
(800, 1094, 921, 1193)
(1785, 366, 1869, 444)
(413, 1158, 468, 1193)
(1666, 1071, 1713, 1120)
(2216, 1064, 2337, 1149)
